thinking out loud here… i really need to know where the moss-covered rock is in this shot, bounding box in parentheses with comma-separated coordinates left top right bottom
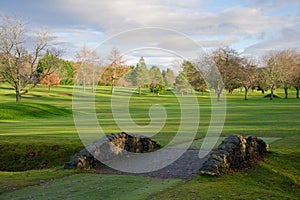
(200, 135, 268, 176)
(64, 132, 161, 170)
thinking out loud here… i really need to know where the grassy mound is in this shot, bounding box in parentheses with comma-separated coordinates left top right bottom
(264, 93, 281, 98)
(0, 139, 83, 171)
(0, 102, 71, 120)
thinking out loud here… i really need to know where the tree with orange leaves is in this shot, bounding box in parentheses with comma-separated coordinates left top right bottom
(40, 73, 60, 93)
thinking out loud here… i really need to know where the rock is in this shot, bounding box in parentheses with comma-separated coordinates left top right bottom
(200, 135, 268, 176)
(64, 132, 161, 169)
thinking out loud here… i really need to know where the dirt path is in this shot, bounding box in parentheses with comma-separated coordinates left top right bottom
(96, 149, 206, 180)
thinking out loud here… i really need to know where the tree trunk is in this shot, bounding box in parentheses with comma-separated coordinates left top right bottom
(16, 70, 21, 102)
(48, 85, 51, 93)
(217, 91, 222, 101)
(83, 81, 86, 93)
(270, 87, 274, 100)
(284, 86, 288, 99)
(16, 88, 21, 102)
(111, 78, 115, 94)
(244, 87, 249, 100)
(296, 87, 299, 99)
(138, 87, 141, 95)
(92, 78, 95, 93)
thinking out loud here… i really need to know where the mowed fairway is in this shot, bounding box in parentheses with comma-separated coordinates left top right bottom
(0, 83, 299, 199)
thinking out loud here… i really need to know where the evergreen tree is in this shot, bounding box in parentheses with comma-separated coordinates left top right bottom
(174, 72, 190, 95)
(127, 57, 149, 95)
(182, 60, 206, 94)
(162, 68, 176, 88)
(149, 66, 165, 95)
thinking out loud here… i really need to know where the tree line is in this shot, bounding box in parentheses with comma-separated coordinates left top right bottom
(1, 16, 300, 102)
(126, 47, 300, 101)
(188, 47, 300, 101)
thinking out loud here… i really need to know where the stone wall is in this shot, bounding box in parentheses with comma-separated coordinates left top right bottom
(200, 135, 268, 176)
(64, 132, 161, 170)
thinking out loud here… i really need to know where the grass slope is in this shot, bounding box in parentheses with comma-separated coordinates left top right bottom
(0, 83, 299, 199)
(0, 173, 181, 200)
(0, 84, 82, 171)
(0, 169, 75, 194)
(0, 102, 71, 120)
(150, 135, 300, 200)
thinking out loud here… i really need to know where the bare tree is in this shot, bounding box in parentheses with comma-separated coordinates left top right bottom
(276, 49, 299, 99)
(262, 49, 300, 99)
(107, 48, 125, 94)
(240, 57, 258, 100)
(75, 45, 90, 93)
(0, 15, 50, 102)
(291, 53, 300, 98)
(214, 48, 242, 94)
(89, 50, 102, 93)
(262, 51, 284, 100)
(201, 47, 241, 101)
(75, 46, 103, 93)
(194, 52, 223, 101)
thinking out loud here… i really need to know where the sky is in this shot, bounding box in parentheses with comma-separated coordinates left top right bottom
(0, 0, 299, 69)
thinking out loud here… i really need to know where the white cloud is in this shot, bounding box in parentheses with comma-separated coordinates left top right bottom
(42, 1, 290, 60)
(50, 1, 284, 36)
(244, 28, 300, 55)
(124, 51, 183, 72)
(199, 36, 240, 47)
(1, 0, 299, 62)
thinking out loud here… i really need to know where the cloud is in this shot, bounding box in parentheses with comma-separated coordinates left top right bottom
(124, 51, 182, 72)
(92, 27, 204, 70)
(244, 28, 300, 55)
(0, 0, 299, 62)
(199, 36, 240, 47)
(41, 1, 289, 58)
(251, 0, 300, 10)
(45, 1, 284, 36)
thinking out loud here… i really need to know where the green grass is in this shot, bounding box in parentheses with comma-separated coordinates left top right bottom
(0, 168, 76, 194)
(0, 173, 181, 200)
(223, 95, 300, 137)
(0, 102, 71, 120)
(0, 137, 83, 171)
(0, 83, 299, 199)
(149, 135, 300, 200)
(0, 84, 83, 171)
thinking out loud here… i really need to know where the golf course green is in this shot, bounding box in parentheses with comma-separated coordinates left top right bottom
(0, 83, 299, 199)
